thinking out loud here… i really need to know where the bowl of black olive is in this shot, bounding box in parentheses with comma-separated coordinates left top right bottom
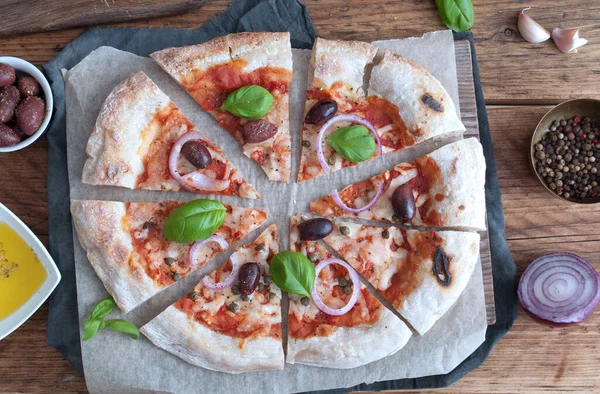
(530, 99, 600, 203)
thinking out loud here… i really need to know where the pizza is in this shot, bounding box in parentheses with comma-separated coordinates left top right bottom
(322, 220, 480, 334)
(297, 38, 465, 183)
(310, 138, 487, 231)
(141, 223, 284, 373)
(151, 32, 293, 182)
(82, 71, 259, 199)
(286, 215, 412, 369)
(71, 199, 267, 313)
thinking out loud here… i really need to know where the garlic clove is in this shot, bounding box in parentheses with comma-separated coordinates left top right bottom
(552, 27, 588, 53)
(518, 7, 551, 43)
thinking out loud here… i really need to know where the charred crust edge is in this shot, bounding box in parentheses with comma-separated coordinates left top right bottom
(422, 93, 443, 112)
(433, 246, 451, 286)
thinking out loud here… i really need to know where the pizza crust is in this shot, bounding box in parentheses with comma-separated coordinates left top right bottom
(82, 71, 170, 188)
(368, 50, 465, 143)
(71, 200, 160, 313)
(140, 305, 284, 373)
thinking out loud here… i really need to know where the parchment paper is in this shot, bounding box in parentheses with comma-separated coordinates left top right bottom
(66, 30, 487, 394)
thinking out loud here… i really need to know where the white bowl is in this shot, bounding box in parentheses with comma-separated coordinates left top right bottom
(0, 203, 61, 340)
(0, 57, 54, 153)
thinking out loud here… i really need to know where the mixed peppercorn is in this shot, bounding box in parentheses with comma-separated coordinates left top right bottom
(534, 116, 600, 200)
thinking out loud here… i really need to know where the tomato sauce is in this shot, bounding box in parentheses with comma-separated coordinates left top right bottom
(407, 156, 445, 226)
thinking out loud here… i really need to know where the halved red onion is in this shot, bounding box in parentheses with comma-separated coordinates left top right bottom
(169, 131, 231, 192)
(311, 258, 360, 316)
(331, 181, 384, 213)
(316, 114, 382, 173)
(518, 252, 600, 324)
(188, 235, 229, 268)
(201, 252, 240, 290)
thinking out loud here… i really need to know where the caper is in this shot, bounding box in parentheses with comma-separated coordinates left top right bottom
(268, 292, 276, 299)
(327, 155, 336, 166)
(255, 243, 265, 251)
(263, 275, 272, 285)
(164, 257, 176, 266)
(339, 226, 350, 236)
(338, 277, 349, 287)
(382, 229, 390, 239)
(228, 302, 239, 313)
(241, 294, 250, 301)
(171, 273, 181, 282)
(298, 218, 334, 241)
(301, 140, 311, 148)
(308, 253, 319, 262)
(343, 285, 353, 295)
(231, 284, 241, 295)
(143, 220, 155, 230)
(300, 297, 310, 306)
(189, 291, 198, 301)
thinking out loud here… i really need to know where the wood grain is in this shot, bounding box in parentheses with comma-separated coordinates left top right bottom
(0, 0, 600, 393)
(0, 0, 206, 37)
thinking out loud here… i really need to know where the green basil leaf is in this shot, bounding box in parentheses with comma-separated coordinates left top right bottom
(163, 199, 227, 243)
(220, 85, 274, 118)
(82, 318, 105, 341)
(105, 319, 140, 340)
(326, 125, 376, 163)
(270, 251, 315, 297)
(435, 0, 474, 32)
(90, 296, 116, 319)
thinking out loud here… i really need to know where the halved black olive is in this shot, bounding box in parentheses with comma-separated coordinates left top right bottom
(391, 184, 416, 221)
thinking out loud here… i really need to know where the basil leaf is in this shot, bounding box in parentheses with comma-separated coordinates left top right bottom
(105, 319, 140, 340)
(270, 251, 315, 297)
(220, 85, 274, 118)
(90, 296, 116, 319)
(326, 125, 376, 163)
(435, 0, 474, 32)
(163, 199, 227, 243)
(82, 318, 105, 341)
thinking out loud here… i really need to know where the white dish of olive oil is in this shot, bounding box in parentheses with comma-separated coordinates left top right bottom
(0, 203, 61, 341)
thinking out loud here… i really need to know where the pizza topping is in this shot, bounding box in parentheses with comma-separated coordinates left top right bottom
(298, 218, 333, 241)
(189, 235, 229, 268)
(169, 131, 232, 192)
(305, 99, 338, 125)
(326, 125, 376, 163)
(391, 184, 416, 221)
(238, 262, 261, 295)
(163, 199, 227, 243)
(311, 258, 360, 316)
(316, 114, 382, 173)
(181, 140, 212, 169)
(433, 246, 451, 286)
(202, 251, 240, 290)
(270, 251, 316, 298)
(228, 302, 240, 313)
(331, 181, 384, 213)
(422, 93, 443, 112)
(241, 119, 278, 143)
(220, 85, 274, 118)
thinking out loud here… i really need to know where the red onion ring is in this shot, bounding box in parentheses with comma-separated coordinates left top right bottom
(311, 258, 360, 316)
(189, 235, 229, 268)
(169, 131, 231, 192)
(331, 181, 385, 213)
(201, 252, 240, 290)
(316, 114, 382, 173)
(518, 252, 600, 324)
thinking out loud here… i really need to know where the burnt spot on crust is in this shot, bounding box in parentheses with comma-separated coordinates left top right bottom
(433, 246, 451, 286)
(422, 93, 443, 113)
(458, 204, 465, 210)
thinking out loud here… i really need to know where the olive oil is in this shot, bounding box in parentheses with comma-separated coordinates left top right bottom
(0, 222, 47, 321)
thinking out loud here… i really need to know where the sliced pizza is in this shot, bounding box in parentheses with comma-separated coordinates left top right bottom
(287, 214, 411, 369)
(141, 223, 284, 373)
(151, 32, 293, 182)
(71, 200, 267, 313)
(322, 220, 480, 335)
(310, 138, 486, 231)
(297, 38, 465, 183)
(82, 71, 259, 199)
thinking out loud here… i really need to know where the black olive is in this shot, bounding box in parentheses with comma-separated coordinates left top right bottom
(305, 99, 338, 125)
(241, 119, 278, 143)
(298, 218, 334, 241)
(238, 262, 260, 295)
(181, 140, 212, 169)
(391, 184, 416, 221)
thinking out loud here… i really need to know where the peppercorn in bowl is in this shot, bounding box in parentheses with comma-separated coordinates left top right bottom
(531, 99, 600, 204)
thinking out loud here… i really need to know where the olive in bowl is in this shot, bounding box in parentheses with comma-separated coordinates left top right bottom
(0, 57, 53, 153)
(530, 99, 600, 204)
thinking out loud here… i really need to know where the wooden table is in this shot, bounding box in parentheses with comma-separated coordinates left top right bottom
(1, 1, 600, 392)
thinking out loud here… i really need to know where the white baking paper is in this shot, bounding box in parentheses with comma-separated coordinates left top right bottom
(65, 30, 487, 394)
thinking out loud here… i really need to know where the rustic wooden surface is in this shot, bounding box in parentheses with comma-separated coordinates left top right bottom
(1, 0, 600, 393)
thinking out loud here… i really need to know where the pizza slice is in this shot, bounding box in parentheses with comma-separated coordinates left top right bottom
(151, 32, 293, 182)
(286, 215, 411, 369)
(82, 71, 259, 199)
(141, 223, 284, 373)
(297, 38, 465, 183)
(310, 138, 486, 231)
(71, 199, 267, 313)
(322, 220, 480, 334)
